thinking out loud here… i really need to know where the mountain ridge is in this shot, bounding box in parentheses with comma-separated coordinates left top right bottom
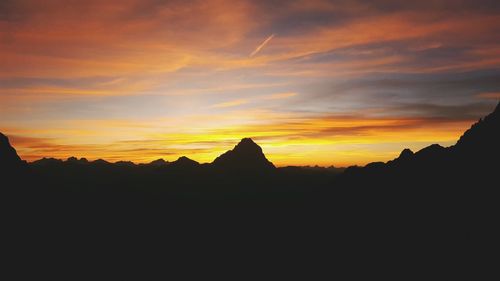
(212, 138, 276, 172)
(1, 101, 498, 181)
(340, 101, 499, 186)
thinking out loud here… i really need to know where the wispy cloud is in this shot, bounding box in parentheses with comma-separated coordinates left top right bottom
(209, 92, 296, 110)
(250, 34, 275, 57)
(263, 92, 297, 100)
(476, 92, 500, 100)
(211, 99, 248, 108)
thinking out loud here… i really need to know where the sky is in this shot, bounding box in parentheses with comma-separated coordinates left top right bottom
(1, 0, 499, 167)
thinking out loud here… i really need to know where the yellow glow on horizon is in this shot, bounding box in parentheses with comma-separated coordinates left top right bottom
(6, 115, 474, 167)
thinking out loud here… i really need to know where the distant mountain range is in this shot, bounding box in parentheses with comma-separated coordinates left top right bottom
(1, 101, 498, 192)
(25, 137, 274, 172)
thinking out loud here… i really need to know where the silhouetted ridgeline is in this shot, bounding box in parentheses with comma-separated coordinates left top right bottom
(212, 138, 275, 172)
(1, 102, 498, 194)
(338, 101, 499, 189)
(1, 134, 346, 195)
(1, 102, 498, 275)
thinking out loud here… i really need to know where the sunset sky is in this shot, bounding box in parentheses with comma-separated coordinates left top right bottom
(1, 0, 499, 166)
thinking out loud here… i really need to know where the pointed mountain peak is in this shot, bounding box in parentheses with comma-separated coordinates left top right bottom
(236, 138, 258, 147)
(177, 156, 194, 162)
(232, 138, 263, 154)
(397, 148, 414, 160)
(171, 156, 199, 167)
(212, 138, 275, 172)
(387, 148, 414, 166)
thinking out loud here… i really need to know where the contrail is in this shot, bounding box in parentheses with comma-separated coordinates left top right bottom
(250, 34, 275, 57)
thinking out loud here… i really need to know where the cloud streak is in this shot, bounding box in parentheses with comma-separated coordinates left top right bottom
(211, 99, 248, 108)
(250, 34, 275, 57)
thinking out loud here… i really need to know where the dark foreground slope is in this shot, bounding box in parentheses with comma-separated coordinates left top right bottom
(337, 101, 499, 198)
(0, 132, 29, 187)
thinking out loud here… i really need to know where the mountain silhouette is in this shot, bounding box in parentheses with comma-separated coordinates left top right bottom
(0, 133, 28, 185)
(1, 101, 498, 192)
(389, 148, 414, 165)
(454, 101, 500, 157)
(413, 143, 446, 161)
(0, 133, 22, 166)
(1, 102, 498, 269)
(170, 156, 199, 168)
(32, 157, 64, 166)
(92, 159, 111, 166)
(115, 161, 136, 167)
(212, 138, 275, 172)
(66, 157, 89, 165)
(340, 101, 500, 189)
(148, 159, 169, 167)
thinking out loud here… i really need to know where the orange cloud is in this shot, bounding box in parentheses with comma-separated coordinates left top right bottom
(211, 99, 249, 108)
(476, 92, 500, 100)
